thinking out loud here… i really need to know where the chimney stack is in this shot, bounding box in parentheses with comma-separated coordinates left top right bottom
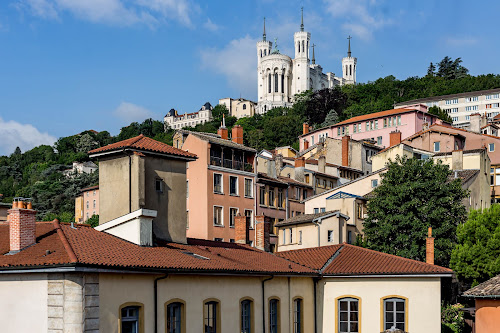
(8, 198, 36, 253)
(235, 214, 249, 244)
(303, 123, 309, 135)
(426, 227, 434, 265)
(389, 130, 402, 146)
(217, 114, 228, 140)
(232, 125, 244, 145)
(255, 215, 271, 252)
(318, 155, 326, 174)
(275, 154, 283, 177)
(294, 157, 305, 182)
(452, 150, 463, 170)
(342, 135, 350, 167)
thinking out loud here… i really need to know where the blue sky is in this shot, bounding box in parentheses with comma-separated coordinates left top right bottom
(0, 0, 499, 156)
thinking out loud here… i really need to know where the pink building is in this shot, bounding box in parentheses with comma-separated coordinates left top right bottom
(299, 105, 444, 151)
(75, 185, 99, 223)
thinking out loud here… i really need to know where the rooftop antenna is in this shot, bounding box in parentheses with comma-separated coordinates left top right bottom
(347, 35, 352, 57)
(263, 17, 266, 41)
(300, 7, 304, 32)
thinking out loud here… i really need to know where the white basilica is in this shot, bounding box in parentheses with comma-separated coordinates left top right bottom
(257, 9, 357, 114)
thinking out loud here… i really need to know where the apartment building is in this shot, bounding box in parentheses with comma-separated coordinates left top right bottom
(74, 185, 99, 223)
(175, 125, 257, 244)
(299, 106, 444, 150)
(219, 97, 257, 119)
(164, 102, 213, 130)
(395, 88, 500, 129)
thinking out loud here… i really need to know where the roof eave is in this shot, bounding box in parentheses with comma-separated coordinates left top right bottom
(89, 148, 197, 161)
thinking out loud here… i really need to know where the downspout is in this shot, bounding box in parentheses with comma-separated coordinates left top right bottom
(154, 274, 169, 333)
(262, 276, 274, 333)
(312, 218, 321, 247)
(313, 277, 320, 333)
(254, 157, 258, 245)
(286, 187, 289, 219)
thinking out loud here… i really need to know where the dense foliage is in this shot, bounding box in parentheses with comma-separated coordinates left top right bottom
(450, 205, 500, 287)
(363, 156, 468, 267)
(441, 303, 465, 333)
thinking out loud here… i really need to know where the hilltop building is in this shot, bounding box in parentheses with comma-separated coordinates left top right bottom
(219, 97, 257, 118)
(257, 9, 357, 114)
(74, 185, 99, 223)
(164, 102, 213, 130)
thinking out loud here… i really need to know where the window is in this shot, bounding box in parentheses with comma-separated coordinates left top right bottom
(358, 124, 362, 132)
(213, 174, 223, 194)
(465, 105, 478, 111)
(320, 207, 326, 213)
(214, 238, 223, 242)
(374, 120, 378, 129)
(243, 104, 247, 110)
(86, 201, 89, 209)
(240, 299, 253, 333)
(383, 298, 406, 331)
(282, 229, 286, 245)
(353, 124, 357, 133)
(347, 231, 353, 244)
(366, 122, 369, 131)
(93, 190, 96, 196)
(269, 298, 279, 333)
(245, 209, 254, 229)
(229, 208, 238, 227)
(465, 115, 470, 121)
(229, 176, 238, 195)
(328, 230, 334, 242)
(274, 73, 278, 92)
(121, 305, 142, 333)
(268, 74, 271, 93)
(269, 187, 275, 207)
(156, 178, 163, 193)
(296, 188, 301, 200)
(293, 298, 303, 333)
(489, 143, 495, 152)
(311, 136, 314, 145)
(397, 116, 401, 125)
(371, 179, 378, 188)
(377, 136, 382, 145)
(314, 208, 319, 214)
(213, 206, 223, 226)
(338, 297, 359, 333)
(289, 228, 293, 244)
(260, 186, 266, 205)
(383, 118, 387, 128)
(186, 180, 189, 198)
(166, 301, 184, 333)
(244, 178, 253, 197)
(433, 141, 440, 152)
(277, 189, 284, 208)
(298, 231, 302, 244)
(204, 300, 220, 333)
(337, 127, 341, 136)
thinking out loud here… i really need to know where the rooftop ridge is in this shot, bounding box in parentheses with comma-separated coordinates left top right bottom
(53, 220, 78, 263)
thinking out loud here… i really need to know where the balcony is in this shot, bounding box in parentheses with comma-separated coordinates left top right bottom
(210, 156, 254, 172)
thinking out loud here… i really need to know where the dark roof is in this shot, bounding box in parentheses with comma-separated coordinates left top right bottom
(464, 275, 500, 298)
(447, 169, 480, 184)
(257, 173, 288, 187)
(180, 130, 257, 152)
(0, 221, 315, 275)
(277, 176, 313, 189)
(201, 102, 212, 110)
(276, 211, 342, 227)
(88, 135, 197, 160)
(395, 88, 500, 106)
(277, 244, 453, 276)
(80, 185, 99, 193)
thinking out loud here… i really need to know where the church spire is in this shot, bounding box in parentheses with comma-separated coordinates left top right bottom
(347, 35, 352, 57)
(300, 7, 304, 32)
(263, 17, 267, 41)
(312, 43, 316, 64)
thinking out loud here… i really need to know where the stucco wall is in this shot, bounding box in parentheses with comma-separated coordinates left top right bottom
(99, 273, 314, 333)
(475, 299, 500, 333)
(319, 277, 442, 333)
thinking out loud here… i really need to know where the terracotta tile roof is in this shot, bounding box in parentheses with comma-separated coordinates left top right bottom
(447, 169, 480, 184)
(178, 130, 257, 153)
(257, 173, 288, 187)
(88, 135, 197, 159)
(276, 210, 342, 227)
(277, 176, 313, 188)
(277, 244, 453, 276)
(464, 274, 500, 297)
(0, 222, 315, 275)
(282, 157, 363, 174)
(394, 88, 500, 106)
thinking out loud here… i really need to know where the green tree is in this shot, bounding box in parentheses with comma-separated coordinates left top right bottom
(427, 62, 436, 77)
(304, 87, 347, 125)
(363, 156, 468, 266)
(321, 109, 339, 127)
(211, 104, 229, 125)
(86, 214, 99, 228)
(450, 205, 500, 287)
(428, 105, 453, 123)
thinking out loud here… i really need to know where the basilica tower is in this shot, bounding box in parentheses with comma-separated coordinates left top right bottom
(257, 18, 272, 108)
(342, 36, 357, 85)
(292, 8, 310, 95)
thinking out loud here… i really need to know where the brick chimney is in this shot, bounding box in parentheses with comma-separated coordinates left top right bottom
(217, 114, 228, 140)
(426, 227, 434, 265)
(294, 157, 305, 182)
(318, 155, 326, 174)
(303, 123, 309, 135)
(255, 215, 270, 252)
(8, 199, 36, 253)
(342, 136, 350, 167)
(235, 214, 249, 244)
(303, 140, 309, 150)
(232, 125, 244, 145)
(452, 150, 463, 170)
(389, 130, 402, 146)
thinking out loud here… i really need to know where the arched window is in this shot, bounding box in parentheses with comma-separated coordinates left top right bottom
(350, 65, 352, 76)
(268, 73, 271, 93)
(264, 49, 267, 56)
(337, 297, 359, 333)
(297, 41, 300, 53)
(240, 298, 253, 333)
(345, 65, 348, 76)
(269, 298, 280, 333)
(260, 50, 262, 57)
(383, 297, 406, 332)
(120, 303, 144, 333)
(293, 298, 303, 333)
(281, 73, 285, 93)
(243, 104, 247, 110)
(301, 41, 305, 54)
(264, 105, 267, 112)
(166, 300, 185, 333)
(274, 73, 278, 92)
(204, 299, 220, 333)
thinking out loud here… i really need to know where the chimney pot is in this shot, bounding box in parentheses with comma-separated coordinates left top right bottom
(426, 226, 434, 265)
(303, 123, 309, 135)
(217, 127, 229, 140)
(231, 125, 244, 145)
(8, 203, 37, 253)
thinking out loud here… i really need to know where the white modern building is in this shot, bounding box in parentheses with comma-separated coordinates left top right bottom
(164, 102, 213, 130)
(256, 9, 357, 114)
(395, 88, 500, 129)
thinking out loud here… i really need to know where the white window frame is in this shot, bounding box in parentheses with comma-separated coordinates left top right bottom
(434, 141, 440, 152)
(489, 143, 495, 152)
(245, 209, 254, 229)
(229, 207, 239, 228)
(244, 178, 254, 198)
(328, 230, 334, 242)
(213, 205, 224, 226)
(213, 173, 223, 194)
(229, 175, 239, 196)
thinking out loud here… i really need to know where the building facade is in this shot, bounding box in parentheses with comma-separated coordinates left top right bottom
(164, 102, 213, 130)
(395, 88, 500, 129)
(74, 185, 99, 223)
(256, 10, 356, 114)
(219, 97, 257, 119)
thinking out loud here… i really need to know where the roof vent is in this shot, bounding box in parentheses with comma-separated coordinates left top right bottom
(182, 251, 210, 260)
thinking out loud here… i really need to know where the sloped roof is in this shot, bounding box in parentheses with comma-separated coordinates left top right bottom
(277, 176, 313, 189)
(277, 244, 453, 276)
(179, 130, 257, 152)
(464, 274, 500, 298)
(276, 210, 344, 227)
(0, 221, 314, 275)
(89, 135, 197, 159)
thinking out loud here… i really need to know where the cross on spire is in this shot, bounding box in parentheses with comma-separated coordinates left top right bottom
(347, 35, 352, 57)
(312, 43, 316, 64)
(300, 7, 304, 32)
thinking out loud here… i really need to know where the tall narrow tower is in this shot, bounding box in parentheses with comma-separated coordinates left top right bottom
(257, 18, 272, 105)
(342, 35, 357, 85)
(292, 7, 311, 95)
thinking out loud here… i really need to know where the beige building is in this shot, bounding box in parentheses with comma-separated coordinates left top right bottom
(219, 98, 256, 119)
(74, 185, 99, 223)
(395, 88, 500, 129)
(164, 102, 213, 130)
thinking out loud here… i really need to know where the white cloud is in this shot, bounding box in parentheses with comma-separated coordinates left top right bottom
(113, 102, 155, 123)
(16, 0, 195, 28)
(445, 37, 478, 47)
(323, 0, 392, 40)
(203, 18, 219, 32)
(200, 35, 258, 98)
(0, 117, 56, 156)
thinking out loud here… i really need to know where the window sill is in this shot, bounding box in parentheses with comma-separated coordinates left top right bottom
(229, 194, 239, 197)
(214, 192, 224, 195)
(244, 196, 254, 199)
(213, 224, 225, 228)
(259, 204, 268, 208)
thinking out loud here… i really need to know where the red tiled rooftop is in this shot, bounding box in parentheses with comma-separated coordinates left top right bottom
(277, 244, 453, 276)
(89, 134, 197, 159)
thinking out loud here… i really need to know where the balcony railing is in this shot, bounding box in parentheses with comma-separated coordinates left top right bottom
(210, 156, 254, 172)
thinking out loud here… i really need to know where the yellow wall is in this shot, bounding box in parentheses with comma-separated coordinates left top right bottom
(99, 273, 314, 333)
(319, 277, 442, 333)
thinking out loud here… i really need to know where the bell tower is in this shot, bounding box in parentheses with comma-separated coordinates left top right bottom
(257, 17, 272, 107)
(292, 7, 311, 95)
(342, 35, 357, 85)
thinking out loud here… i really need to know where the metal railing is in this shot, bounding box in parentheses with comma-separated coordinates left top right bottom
(210, 156, 254, 172)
